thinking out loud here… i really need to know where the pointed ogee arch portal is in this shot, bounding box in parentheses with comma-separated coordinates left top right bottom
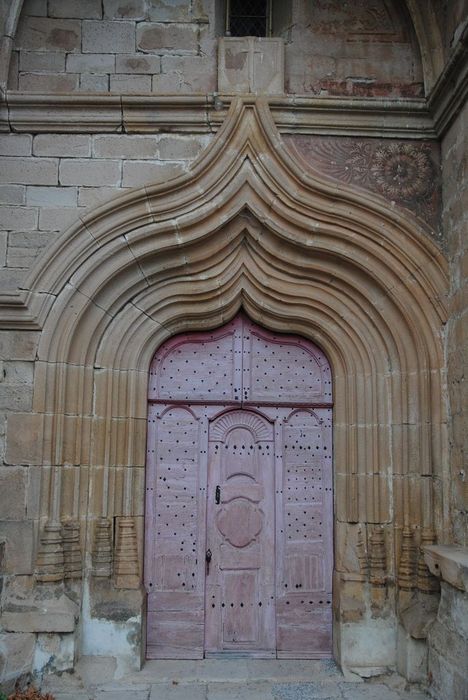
(22, 98, 448, 670)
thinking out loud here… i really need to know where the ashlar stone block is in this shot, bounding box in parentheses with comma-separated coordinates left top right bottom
(116, 54, 161, 74)
(82, 20, 136, 54)
(18, 72, 79, 93)
(48, 0, 103, 19)
(218, 37, 284, 95)
(0, 520, 35, 574)
(104, 0, 147, 20)
(0, 134, 32, 157)
(15, 17, 82, 52)
(59, 159, 121, 187)
(33, 134, 91, 158)
(1, 206, 37, 230)
(0, 468, 26, 520)
(0, 157, 58, 186)
(66, 53, 116, 73)
(137, 22, 198, 54)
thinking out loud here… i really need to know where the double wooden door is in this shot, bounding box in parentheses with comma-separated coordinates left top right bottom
(145, 315, 333, 659)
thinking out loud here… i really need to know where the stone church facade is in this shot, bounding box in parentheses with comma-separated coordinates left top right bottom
(0, 1, 466, 698)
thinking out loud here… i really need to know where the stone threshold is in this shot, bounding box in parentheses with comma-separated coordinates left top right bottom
(0, 92, 435, 139)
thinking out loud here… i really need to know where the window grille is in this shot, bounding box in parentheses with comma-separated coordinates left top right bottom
(226, 0, 272, 37)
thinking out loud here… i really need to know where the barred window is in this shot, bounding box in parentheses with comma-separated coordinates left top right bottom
(226, 0, 272, 37)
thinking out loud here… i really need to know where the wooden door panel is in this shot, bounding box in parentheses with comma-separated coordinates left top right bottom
(276, 408, 333, 657)
(145, 405, 206, 659)
(205, 409, 276, 655)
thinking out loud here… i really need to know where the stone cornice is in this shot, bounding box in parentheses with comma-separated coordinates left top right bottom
(0, 91, 436, 139)
(428, 19, 468, 137)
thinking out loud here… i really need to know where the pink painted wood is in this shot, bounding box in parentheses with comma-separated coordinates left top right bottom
(205, 410, 276, 656)
(145, 314, 333, 659)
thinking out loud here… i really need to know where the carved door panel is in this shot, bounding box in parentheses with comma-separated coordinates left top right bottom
(205, 410, 276, 656)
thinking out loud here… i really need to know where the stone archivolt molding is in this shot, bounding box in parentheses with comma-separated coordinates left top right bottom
(2, 98, 447, 599)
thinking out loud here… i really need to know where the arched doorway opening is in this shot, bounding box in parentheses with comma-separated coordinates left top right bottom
(144, 313, 333, 659)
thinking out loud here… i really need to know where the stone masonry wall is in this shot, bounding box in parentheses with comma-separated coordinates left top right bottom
(8, 0, 423, 97)
(443, 99, 468, 546)
(0, 131, 213, 294)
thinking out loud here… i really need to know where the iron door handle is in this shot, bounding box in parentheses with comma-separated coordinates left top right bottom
(215, 485, 221, 504)
(206, 548, 212, 575)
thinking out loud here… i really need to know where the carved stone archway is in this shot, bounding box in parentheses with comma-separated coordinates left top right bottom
(16, 98, 448, 673)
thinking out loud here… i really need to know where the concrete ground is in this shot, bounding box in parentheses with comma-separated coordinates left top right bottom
(41, 659, 431, 700)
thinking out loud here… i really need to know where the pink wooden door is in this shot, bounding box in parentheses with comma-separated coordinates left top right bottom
(205, 410, 276, 656)
(145, 314, 333, 659)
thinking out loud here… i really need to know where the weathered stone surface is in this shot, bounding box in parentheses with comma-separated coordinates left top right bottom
(82, 20, 136, 54)
(0, 134, 32, 157)
(19, 50, 66, 73)
(2, 594, 78, 633)
(93, 135, 159, 159)
(26, 186, 78, 207)
(0, 521, 35, 574)
(121, 160, 185, 187)
(0, 157, 58, 185)
(80, 74, 110, 92)
(137, 22, 198, 54)
(0, 185, 25, 205)
(0, 332, 39, 361)
(15, 17, 82, 52)
(0, 468, 26, 520)
(116, 54, 161, 74)
(33, 134, 91, 158)
(59, 159, 121, 186)
(110, 74, 152, 94)
(38, 207, 78, 231)
(5, 412, 43, 464)
(424, 545, 468, 592)
(49, 0, 103, 20)
(66, 53, 116, 73)
(218, 38, 284, 95)
(104, 0, 147, 20)
(1, 206, 37, 230)
(147, 0, 192, 22)
(0, 632, 35, 688)
(18, 72, 79, 92)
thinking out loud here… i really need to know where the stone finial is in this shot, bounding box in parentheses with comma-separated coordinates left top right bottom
(398, 526, 417, 590)
(62, 520, 82, 579)
(92, 517, 113, 577)
(114, 516, 140, 589)
(35, 521, 65, 582)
